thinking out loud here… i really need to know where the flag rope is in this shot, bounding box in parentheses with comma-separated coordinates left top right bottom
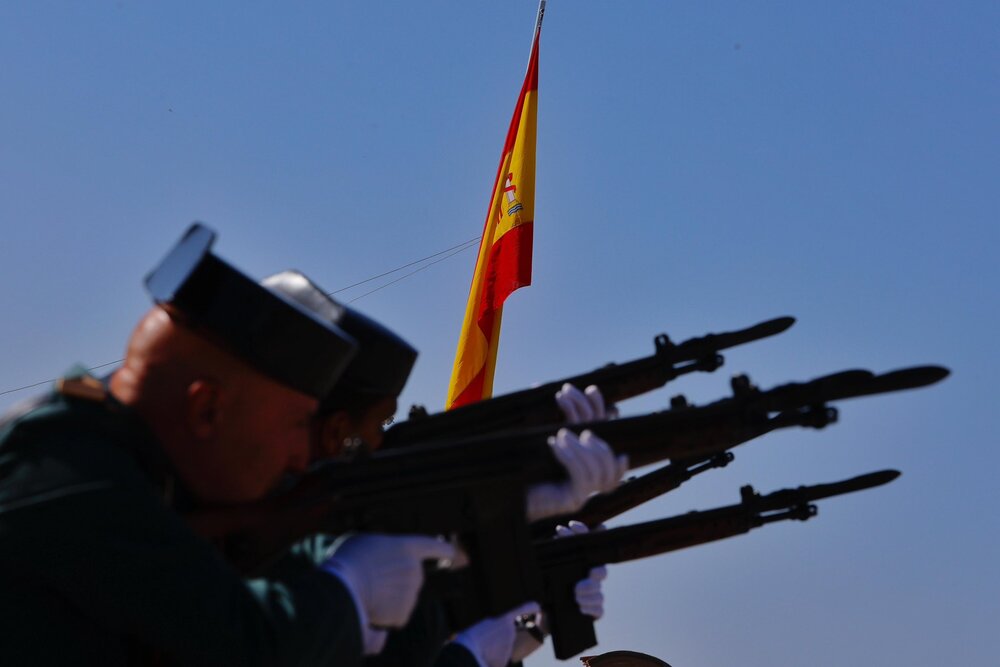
(0, 237, 482, 399)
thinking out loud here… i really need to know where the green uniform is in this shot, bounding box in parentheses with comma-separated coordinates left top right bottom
(0, 372, 363, 666)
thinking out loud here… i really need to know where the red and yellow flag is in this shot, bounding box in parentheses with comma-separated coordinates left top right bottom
(446, 4, 544, 410)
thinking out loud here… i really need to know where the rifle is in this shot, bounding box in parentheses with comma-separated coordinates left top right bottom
(528, 381, 834, 538)
(187, 366, 945, 618)
(430, 469, 900, 659)
(530, 451, 737, 539)
(384, 317, 795, 448)
(528, 365, 945, 533)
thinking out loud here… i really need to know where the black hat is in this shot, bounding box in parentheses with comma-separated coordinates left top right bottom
(144, 224, 358, 399)
(262, 271, 418, 401)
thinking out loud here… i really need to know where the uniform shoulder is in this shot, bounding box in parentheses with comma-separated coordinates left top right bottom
(0, 369, 165, 511)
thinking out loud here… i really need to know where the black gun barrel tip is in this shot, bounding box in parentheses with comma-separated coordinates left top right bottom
(926, 365, 951, 382)
(759, 316, 795, 333)
(873, 469, 902, 485)
(889, 365, 951, 387)
(840, 469, 902, 493)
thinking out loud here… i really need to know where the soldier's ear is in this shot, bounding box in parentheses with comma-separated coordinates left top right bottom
(186, 379, 222, 439)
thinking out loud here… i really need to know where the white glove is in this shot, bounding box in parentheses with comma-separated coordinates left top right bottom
(555, 383, 607, 424)
(322, 533, 457, 654)
(526, 429, 629, 521)
(461, 520, 609, 666)
(556, 520, 608, 619)
(452, 601, 541, 667)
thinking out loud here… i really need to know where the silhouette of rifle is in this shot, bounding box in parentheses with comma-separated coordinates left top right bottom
(188, 366, 945, 619)
(385, 317, 795, 448)
(431, 470, 900, 659)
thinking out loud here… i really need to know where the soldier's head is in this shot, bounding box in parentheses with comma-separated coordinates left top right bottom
(112, 225, 357, 504)
(262, 271, 417, 457)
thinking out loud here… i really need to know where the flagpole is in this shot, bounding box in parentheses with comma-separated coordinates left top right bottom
(446, 2, 543, 409)
(530, 0, 546, 70)
(534, 0, 546, 35)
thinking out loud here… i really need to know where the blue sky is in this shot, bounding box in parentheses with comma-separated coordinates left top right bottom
(1, 2, 997, 665)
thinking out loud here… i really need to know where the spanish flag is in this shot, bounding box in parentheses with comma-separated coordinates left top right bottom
(446, 3, 544, 410)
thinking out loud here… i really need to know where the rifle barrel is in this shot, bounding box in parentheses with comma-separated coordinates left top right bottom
(383, 316, 797, 448)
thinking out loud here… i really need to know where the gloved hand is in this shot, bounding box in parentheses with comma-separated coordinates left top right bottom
(322, 533, 458, 654)
(452, 601, 541, 667)
(526, 428, 629, 521)
(556, 520, 608, 619)
(555, 383, 607, 424)
(461, 521, 610, 665)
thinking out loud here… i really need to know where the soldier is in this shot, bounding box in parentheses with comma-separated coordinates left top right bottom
(262, 269, 625, 509)
(262, 269, 419, 459)
(0, 225, 456, 665)
(264, 270, 617, 667)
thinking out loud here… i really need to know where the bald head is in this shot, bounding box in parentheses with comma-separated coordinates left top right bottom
(111, 307, 318, 505)
(112, 307, 250, 410)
